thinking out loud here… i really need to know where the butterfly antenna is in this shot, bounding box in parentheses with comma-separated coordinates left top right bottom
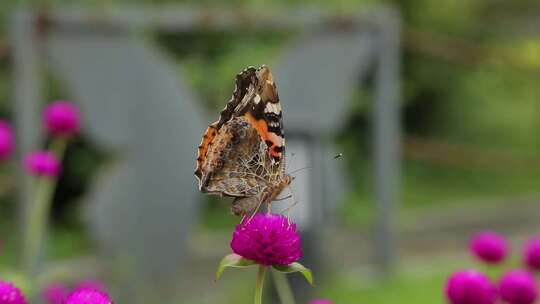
(273, 195, 293, 202)
(247, 199, 264, 222)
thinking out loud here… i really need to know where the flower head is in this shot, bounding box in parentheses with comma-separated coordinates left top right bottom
(445, 270, 497, 304)
(65, 288, 112, 304)
(42, 283, 70, 304)
(0, 280, 27, 304)
(231, 213, 303, 266)
(499, 269, 538, 304)
(43, 101, 81, 137)
(309, 300, 335, 304)
(470, 231, 508, 264)
(0, 121, 14, 161)
(524, 236, 540, 271)
(24, 151, 62, 178)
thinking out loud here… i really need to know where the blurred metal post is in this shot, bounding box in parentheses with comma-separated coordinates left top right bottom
(372, 8, 402, 275)
(9, 9, 43, 267)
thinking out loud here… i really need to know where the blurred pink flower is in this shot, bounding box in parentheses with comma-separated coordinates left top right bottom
(24, 151, 62, 178)
(499, 269, 538, 304)
(231, 213, 303, 266)
(0, 280, 27, 304)
(524, 236, 540, 271)
(470, 231, 508, 264)
(0, 120, 14, 161)
(446, 269, 497, 304)
(43, 101, 81, 137)
(42, 283, 70, 304)
(65, 288, 112, 304)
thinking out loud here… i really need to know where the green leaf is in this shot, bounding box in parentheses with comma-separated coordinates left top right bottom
(272, 262, 315, 286)
(215, 254, 257, 281)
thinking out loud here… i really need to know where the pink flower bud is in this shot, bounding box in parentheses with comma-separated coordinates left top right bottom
(470, 231, 508, 264)
(0, 120, 14, 161)
(65, 288, 112, 304)
(24, 151, 62, 178)
(446, 270, 497, 304)
(524, 236, 540, 271)
(42, 283, 70, 304)
(43, 101, 81, 137)
(499, 269, 538, 304)
(0, 280, 27, 304)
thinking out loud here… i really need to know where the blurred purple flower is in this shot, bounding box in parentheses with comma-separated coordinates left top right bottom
(524, 236, 540, 271)
(231, 213, 303, 266)
(445, 269, 497, 304)
(43, 101, 81, 137)
(0, 280, 27, 304)
(42, 283, 70, 304)
(309, 299, 335, 304)
(24, 151, 62, 178)
(65, 288, 112, 304)
(75, 280, 107, 293)
(470, 231, 508, 264)
(499, 269, 538, 304)
(0, 120, 14, 161)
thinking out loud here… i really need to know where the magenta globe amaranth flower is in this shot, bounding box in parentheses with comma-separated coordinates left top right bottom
(0, 120, 14, 161)
(524, 236, 540, 271)
(0, 280, 27, 304)
(43, 101, 81, 136)
(65, 288, 112, 304)
(499, 269, 538, 304)
(42, 283, 70, 304)
(24, 151, 62, 178)
(231, 213, 303, 266)
(470, 231, 508, 264)
(445, 270, 497, 304)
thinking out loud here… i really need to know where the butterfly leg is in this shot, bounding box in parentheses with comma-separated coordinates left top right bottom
(280, 188, 299, 218)
(273, 195, 292, 201)
(248, 199, 264, 222)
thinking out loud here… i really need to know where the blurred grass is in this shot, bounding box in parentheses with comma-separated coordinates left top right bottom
(319, 270, 447, 304)
(316, 257, 521, 304)
(340, 156, 540, 228)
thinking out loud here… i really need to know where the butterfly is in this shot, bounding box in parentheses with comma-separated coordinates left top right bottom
(194, 65, 291, 216)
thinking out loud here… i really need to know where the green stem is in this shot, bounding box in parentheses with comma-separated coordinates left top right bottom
(272, 269, 295, 304)
(49, 137, 68, 156)
(22, 137, 68, 276)
(255, 265, 267, 304)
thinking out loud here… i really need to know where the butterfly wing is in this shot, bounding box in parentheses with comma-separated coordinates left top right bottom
(195, 67, 259, 183)
(242, 66, 286, 167)
(198, 116, 270, 197)
(194, 66, 288, 214)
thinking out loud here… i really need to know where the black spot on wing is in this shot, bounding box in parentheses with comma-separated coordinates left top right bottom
(265, 113, 283, 136)
(273, 146, 284, 153)
(249, 98, 266, 120)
